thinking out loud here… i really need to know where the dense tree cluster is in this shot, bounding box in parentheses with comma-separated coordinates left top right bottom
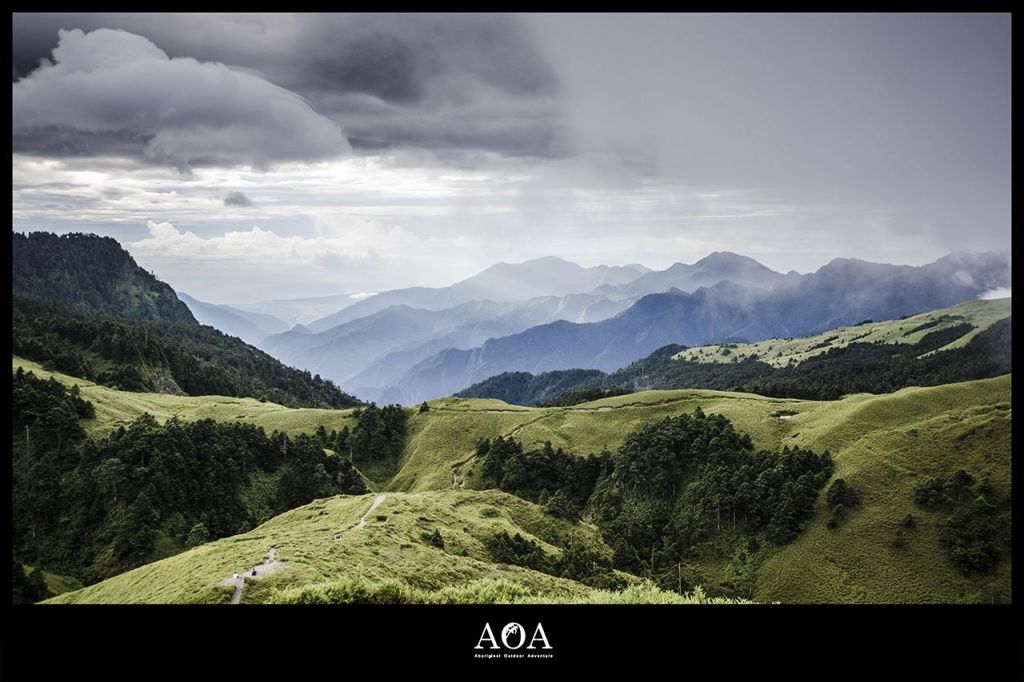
(938, 500, 1003, 574)
(593, 409, 833, 582)
(459, 317, 1011, 405)
(913, 469, 1008, 575)
(13, 295, 361, 408)
(11, 562, 52, 604)
(479, 436, 613, 511)
(12, 231, 196, 323)
(478, 409, 832, 595)
(12, 369, 366, 586)
(314, 403, 408, 465)
(457, 369, 607, 405)
(913, 469, 978, 508)
(484, 530, 620, 588)
(825, 479, 860, 528)
(536, 386, 631, 407)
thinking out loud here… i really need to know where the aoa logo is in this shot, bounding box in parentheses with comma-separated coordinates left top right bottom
(473, 622, 553, 659)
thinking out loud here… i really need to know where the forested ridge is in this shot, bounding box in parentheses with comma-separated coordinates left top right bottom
(12, 231, 196, 323)
(13, 294, 362, 408)
(459, 317, 1011, 405)
(12, 231, 363, 408)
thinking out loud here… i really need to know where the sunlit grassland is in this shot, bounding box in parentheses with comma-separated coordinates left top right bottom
(19, 353, 1011, 603)
(12, 356, 359, 438)
(46, 490, 619, 604)
(672, 298, 1010, 367)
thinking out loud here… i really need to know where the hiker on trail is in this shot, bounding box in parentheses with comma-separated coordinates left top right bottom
(251, 568, 257, 576)
(233, 573, 239, 580)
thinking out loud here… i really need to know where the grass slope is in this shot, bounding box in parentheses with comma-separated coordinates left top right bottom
(673, 298, 1010, 367)
(46, 490, 648, 605)
(21, 354, 1011, 603)
(12, 357, 359, 438)
(390, 378, 1012, 603)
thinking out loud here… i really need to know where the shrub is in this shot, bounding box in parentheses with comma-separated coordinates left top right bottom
(421, 529, 444, 549)
(826, 479, 859, 512)
(893, 530, 906, 548)
(938, 501, 1001, 574)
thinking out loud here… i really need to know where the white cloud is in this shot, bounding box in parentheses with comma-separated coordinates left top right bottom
(979, 287, 1011, 300)
(13, 28, 350, 168)
(133, 219, 398, 264)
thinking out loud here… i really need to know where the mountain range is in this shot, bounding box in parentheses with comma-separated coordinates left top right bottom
(368, 252, 1010, 403)
(302, 256, 651, 332)
(177, 292, 290, 346)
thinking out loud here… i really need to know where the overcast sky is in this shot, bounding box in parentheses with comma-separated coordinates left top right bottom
(12, 13, 1011, 304)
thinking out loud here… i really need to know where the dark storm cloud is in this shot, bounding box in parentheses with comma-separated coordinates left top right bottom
(12, 13, 565, 160)
(223, 191, 253, 207)
(12, 27, 351, 169)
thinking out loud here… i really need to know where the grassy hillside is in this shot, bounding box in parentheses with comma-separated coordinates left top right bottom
(391, 379, 1012, 603)
(22, 353, 1011, 603)
(674, 297, 1010, 367)
(45, 490, 731, 605)
(12, 357, 359, 439)
(753, 377, 1012, 604)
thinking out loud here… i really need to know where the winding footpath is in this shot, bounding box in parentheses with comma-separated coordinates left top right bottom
(353, 494, 387, 529)
(331, 494, 388, 541)
(220, 547, 285, 605)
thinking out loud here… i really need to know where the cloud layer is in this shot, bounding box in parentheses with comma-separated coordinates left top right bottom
(12, 14, 562, 160)
(10, 13, 1011, 302)
(13, 28, 350, 168)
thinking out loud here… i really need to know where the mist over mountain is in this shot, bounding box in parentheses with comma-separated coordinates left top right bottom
(595, 251, 788, 300)
(229, 292, 376, 328)
(304, 257, 650, 332)
(375, 251, 1011, 403)
(177, 292, 289, 346)
(260, 293, 636, 393)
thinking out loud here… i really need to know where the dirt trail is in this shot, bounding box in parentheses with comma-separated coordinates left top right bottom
(331, 494, 388, 540)
(220, 547, 285, 604)
(353, 494, 387, 529)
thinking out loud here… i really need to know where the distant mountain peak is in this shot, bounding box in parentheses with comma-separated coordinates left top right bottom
(696, 251, 773, 269)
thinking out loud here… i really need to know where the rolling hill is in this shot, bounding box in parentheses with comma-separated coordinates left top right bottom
(25, 351, 1012, 604)
(44, 489, 664, 605)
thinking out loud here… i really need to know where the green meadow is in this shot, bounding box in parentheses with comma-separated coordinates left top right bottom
(673, 297, 1010, 367)
(46, 489, 726, 605)
(19, 353, 1011, 604)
